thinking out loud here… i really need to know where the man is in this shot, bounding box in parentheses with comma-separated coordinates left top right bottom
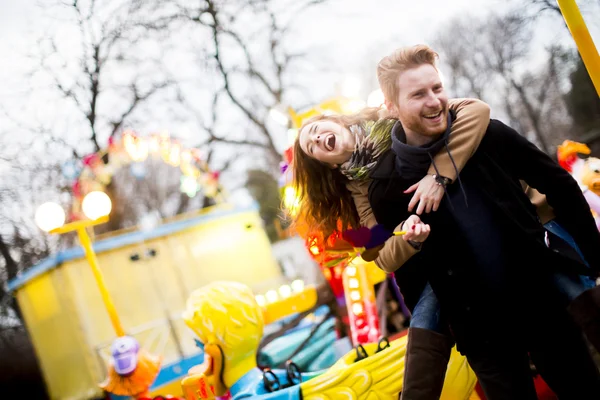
(371, 44, 600, 399)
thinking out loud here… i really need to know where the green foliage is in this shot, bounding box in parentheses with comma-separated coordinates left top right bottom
(564, 54, 600, 135)
(245, 169, 283, 242)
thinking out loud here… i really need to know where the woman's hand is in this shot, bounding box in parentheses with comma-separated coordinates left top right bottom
(405, 174, 445, 215)
(401, 215, 431, 243)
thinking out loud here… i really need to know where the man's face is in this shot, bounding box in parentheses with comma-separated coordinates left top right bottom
(390, 64, 448, 137)
(298, 119, 356, 166)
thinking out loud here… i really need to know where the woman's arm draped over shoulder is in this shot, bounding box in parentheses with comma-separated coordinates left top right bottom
(347, 180, 418, 272)
(427, 98, 491, 181)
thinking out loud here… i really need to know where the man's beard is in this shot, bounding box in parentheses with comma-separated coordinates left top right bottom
(404, 109, 448, 137)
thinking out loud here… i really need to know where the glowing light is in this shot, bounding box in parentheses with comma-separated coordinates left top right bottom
(367, 89, 385, 107)
(309, 245, 320, 256)
(291, 279, 304, 293)
(352, 303, 364, 315)
(148, 134, 160, 153)
(123, 131, 148, 162)
(345, 266, 357, 277)
(35, 202, 66, 232)
(350, 290, 361, 301)
(348, 278, 359, 289)
(82, 191, 112, 220)
(180, 176, 200, 198)
(265, 290, 278, 303)
(341, 99, 366, 114)
(255, 295, 266, 307)
(181, 149, 192, 164)
(167, 143, 181, 166)
(278, 285, 292, 299)
(283, 186, 300, 216)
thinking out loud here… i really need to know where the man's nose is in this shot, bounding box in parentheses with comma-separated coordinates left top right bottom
(314, 135, 321, 144)
(426, 94, 441, 107)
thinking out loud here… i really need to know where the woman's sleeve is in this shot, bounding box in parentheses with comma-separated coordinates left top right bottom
(347, 180, 419, 272)
(427, 98, 491, 181)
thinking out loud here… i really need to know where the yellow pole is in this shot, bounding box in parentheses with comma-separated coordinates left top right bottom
(76, 226, 126, 337)
(557, 0, 600, 96)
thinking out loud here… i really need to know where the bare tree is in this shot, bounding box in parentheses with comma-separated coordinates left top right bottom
(434, 18, 491, 99)
(152, 0, 329, 171)
(434, 10, 577, 154)
(0, 0, 186, 292)
(28, 0, 175, 153)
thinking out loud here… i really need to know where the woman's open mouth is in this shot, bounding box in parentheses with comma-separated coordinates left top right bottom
(325, 134, 336, 151)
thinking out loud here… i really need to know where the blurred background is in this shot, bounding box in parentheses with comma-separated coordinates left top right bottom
(0, 0, 598, 398)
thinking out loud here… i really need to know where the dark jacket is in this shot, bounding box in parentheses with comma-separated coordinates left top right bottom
(369, 117, 600, 352)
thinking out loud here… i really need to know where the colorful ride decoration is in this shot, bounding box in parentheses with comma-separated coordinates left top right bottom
(100, 336, 162, 398)
(179, 281, 479, 400)
(67, 130, 224, 221)
(557, 140, 600, 229)
(343, 263, 380, 345)
(9, 204, 281, 400)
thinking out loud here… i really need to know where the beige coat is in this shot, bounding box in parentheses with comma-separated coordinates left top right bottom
(347, 98, 555, 273)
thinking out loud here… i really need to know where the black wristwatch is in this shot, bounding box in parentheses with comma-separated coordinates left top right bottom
(433, 174, 452, 187)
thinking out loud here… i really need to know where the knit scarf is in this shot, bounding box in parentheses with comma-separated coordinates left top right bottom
(339, 119, 396, 181)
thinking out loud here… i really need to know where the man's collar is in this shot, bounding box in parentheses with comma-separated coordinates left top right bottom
(369, 109, 457, 180)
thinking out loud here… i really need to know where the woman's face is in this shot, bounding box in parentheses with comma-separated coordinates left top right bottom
(298, 119, 356, 166)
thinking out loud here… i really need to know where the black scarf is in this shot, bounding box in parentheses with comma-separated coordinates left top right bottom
(391, 110, 468, 206)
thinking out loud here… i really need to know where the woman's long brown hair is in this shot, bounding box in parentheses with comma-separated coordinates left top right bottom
(290, 107, 389, 238)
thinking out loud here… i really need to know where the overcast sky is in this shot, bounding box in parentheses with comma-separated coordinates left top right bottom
(0, 0, 598, 207)
(2, 0, 598, 101)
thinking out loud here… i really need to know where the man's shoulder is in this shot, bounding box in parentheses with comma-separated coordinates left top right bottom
(478, 118, 521, 146)
(486, 118, 519, 134)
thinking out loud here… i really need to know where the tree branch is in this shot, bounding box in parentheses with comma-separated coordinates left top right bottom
(110, 80, 173, 137)
(205, 0, 281, 163)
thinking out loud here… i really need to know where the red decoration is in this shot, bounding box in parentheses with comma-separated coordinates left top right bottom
(82, 153, 100, 167)
(283, 146, 293, 165)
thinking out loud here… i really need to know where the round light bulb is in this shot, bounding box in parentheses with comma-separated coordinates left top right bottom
(352, 303, 364, 315)
(278, 285, 292, 299)
(35, 202, 66, 232)
(265, 290, 278, 304)
(82, 191, 112, 220)
(291, 279, 304, 293)
(255, 295, 266, 307)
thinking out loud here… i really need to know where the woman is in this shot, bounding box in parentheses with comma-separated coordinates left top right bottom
(291, 102, 599, 399)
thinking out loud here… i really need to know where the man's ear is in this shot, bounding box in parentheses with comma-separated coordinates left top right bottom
(384, 99, 398, 117)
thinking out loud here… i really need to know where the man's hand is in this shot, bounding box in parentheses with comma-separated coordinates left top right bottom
(405, 174, 445, 215)
(401, 215, 431, 243)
